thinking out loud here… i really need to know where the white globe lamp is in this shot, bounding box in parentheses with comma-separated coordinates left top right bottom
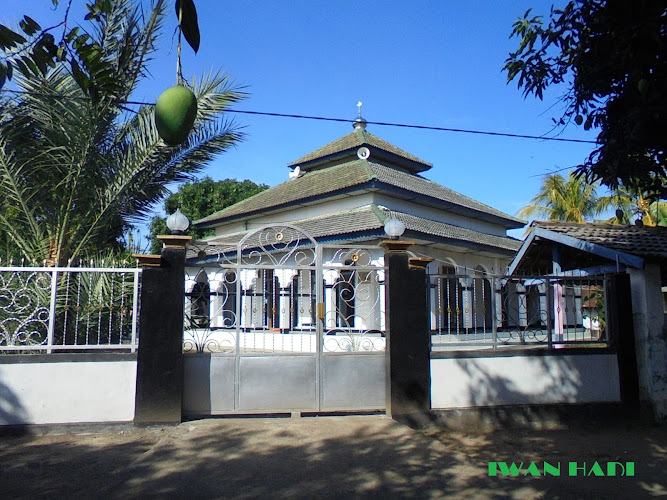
(384, 218, 405, 240)
(166, 208, 190, 235)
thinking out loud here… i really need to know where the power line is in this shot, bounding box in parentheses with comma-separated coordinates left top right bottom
(223, 109, 598, 144)
(1, 88, 598, 145)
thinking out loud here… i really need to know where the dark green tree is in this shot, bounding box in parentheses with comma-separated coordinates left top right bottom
(0, 0, 245, 265)
(504, 0, 667, 198)
(148, 177, 268, 253)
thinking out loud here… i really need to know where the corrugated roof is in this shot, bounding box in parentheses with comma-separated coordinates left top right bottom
(196, 160, 523, 228)
(534, 221, 667, 261)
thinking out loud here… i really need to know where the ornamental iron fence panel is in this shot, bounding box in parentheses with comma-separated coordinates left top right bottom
(429, 274, 608, 350)
(183, 229, 387, 354)
(0, 266, 141, 353)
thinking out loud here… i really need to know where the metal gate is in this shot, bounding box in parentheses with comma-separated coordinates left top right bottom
(182, 224, 387, 415)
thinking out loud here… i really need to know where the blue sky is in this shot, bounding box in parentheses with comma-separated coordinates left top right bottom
(3, 1, 600, 241)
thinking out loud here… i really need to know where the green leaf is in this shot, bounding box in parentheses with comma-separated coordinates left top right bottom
(13, 58, 29, 77)
(0, 25, 27, 48)
(0, 62, 6, 88)
(71, 59, 90, 90)
(65, 27, 80, 43)
(21, 55, 40, 76)
(31, 49, 48, 75)
(176, 0, 200, 54)
(19, 16, 41, 36)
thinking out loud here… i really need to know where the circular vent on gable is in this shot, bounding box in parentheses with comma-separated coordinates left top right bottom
(357, 147, 371, 160)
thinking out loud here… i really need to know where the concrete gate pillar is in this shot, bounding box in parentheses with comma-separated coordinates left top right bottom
(133, 235, 190, 425)
(381, 241, 432, 426)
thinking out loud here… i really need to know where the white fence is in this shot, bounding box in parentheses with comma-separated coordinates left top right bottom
(0, 266, 141, 353)
(429, 274, 608, 349)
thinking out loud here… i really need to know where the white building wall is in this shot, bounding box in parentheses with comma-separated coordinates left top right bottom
(0, 358, 137, 425)
(213, 194, 377, 237)
(211, 192, 515, 243)
(431, 354, 621, 408)
(411, 245, 510, 276)
(373, 194, 510, 237)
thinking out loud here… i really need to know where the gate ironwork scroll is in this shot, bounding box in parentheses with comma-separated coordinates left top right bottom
(183, 224, 386, 414)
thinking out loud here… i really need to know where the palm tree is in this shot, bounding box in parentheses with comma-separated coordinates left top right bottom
(0, 0, 245, 265)
(599, 186, 666, 226)
(518, 172, 605, 223)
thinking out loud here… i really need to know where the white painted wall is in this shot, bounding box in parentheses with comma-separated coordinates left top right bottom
(213, 194, 377, 236)
(431, 354, 620, 409)
(0, 359, 137, 425)
(373, 193, 509, 237)
(212, 191, 514, 241)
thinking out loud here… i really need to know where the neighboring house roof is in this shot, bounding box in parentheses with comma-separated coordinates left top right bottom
(190, 205, 521, 263)
(508, 221, 667, 275)
(533, 221, 667, 260)
(196, 159, 524, 229)
(287, 128, 432, 173)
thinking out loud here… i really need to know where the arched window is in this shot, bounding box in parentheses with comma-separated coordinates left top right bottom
(190, 271, 210, 328)
(335, 262, 356, 328)
(220, 271, 237, 328)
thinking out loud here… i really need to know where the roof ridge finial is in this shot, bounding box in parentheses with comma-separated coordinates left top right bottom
(353, 101, 367, 130)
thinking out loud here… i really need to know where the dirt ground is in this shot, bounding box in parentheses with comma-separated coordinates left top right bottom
(0, 415, 665, 499)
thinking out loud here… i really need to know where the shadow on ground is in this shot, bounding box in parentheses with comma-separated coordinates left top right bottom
(0, 415, 665, 498)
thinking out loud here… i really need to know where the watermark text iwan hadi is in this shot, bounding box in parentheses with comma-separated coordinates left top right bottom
(488, 461, 634, 477)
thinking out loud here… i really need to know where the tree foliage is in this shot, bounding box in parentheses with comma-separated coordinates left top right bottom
(148, 177, 268, 253)
(0, 0, 201, 94)
(600, 186, 667, 226)
(0, 0, 246, 265)
(504, 0, 667, 198)
(518, 172, 606, 223)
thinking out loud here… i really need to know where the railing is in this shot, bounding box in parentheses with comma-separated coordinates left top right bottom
(183, 240, 387, 354)
(0, 266, 141, 353)
(429, 274, 608, 350)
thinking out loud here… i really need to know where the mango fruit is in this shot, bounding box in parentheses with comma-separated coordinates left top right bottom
(155, 85, 198, 145)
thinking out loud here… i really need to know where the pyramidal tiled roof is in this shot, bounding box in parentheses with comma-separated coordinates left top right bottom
(192, 205, 521, 262)
(287, 128, 432, 172)
(196, 160, 524, 228)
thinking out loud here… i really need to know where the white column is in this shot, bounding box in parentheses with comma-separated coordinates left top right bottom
(275, 269, 297, 331)
(427, 262, 438, 331)
(323, 269, 339, 330)
(239, 269, 257, 328)
(537, 281, 548, 326)
(553, 281, 564, 341)
(495, 279, 504, 329)
(460, 277, 474, 331)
